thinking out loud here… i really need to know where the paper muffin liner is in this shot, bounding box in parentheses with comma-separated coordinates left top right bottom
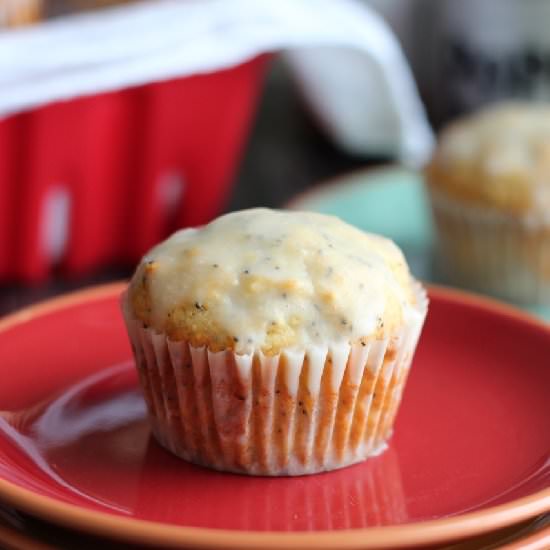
(122, 285, 427, 476)
(428, 187, 550, 305)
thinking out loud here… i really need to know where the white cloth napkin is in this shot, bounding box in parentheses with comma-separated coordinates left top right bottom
(0, 0, 434, 165)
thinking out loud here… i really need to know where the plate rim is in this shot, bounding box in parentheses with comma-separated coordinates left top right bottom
(0, 282, 548, 549)
(285, 164, 415, 211)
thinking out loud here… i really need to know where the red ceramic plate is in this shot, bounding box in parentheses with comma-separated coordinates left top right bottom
(0, 283, 548, 549)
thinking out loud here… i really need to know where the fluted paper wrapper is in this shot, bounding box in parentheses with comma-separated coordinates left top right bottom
(429, 188, 550, 305)
(122, 287, 427, 476)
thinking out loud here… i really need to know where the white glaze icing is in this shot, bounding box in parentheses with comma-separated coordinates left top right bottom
(134, 208, 417, 353)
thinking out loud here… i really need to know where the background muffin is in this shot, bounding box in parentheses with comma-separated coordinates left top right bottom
(123, 208, 427, 476)
(425, 102, 550, 304)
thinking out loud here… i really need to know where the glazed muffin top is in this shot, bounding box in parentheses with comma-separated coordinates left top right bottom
(127, 208, 421, 355)
(426, 102, 550, 219)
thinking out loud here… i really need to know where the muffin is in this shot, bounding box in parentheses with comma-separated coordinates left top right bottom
(122, 208, 427, 476)
(426, 102, 550, 304)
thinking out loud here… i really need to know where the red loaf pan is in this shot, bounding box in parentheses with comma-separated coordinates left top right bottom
(0, 55, 267, 283)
